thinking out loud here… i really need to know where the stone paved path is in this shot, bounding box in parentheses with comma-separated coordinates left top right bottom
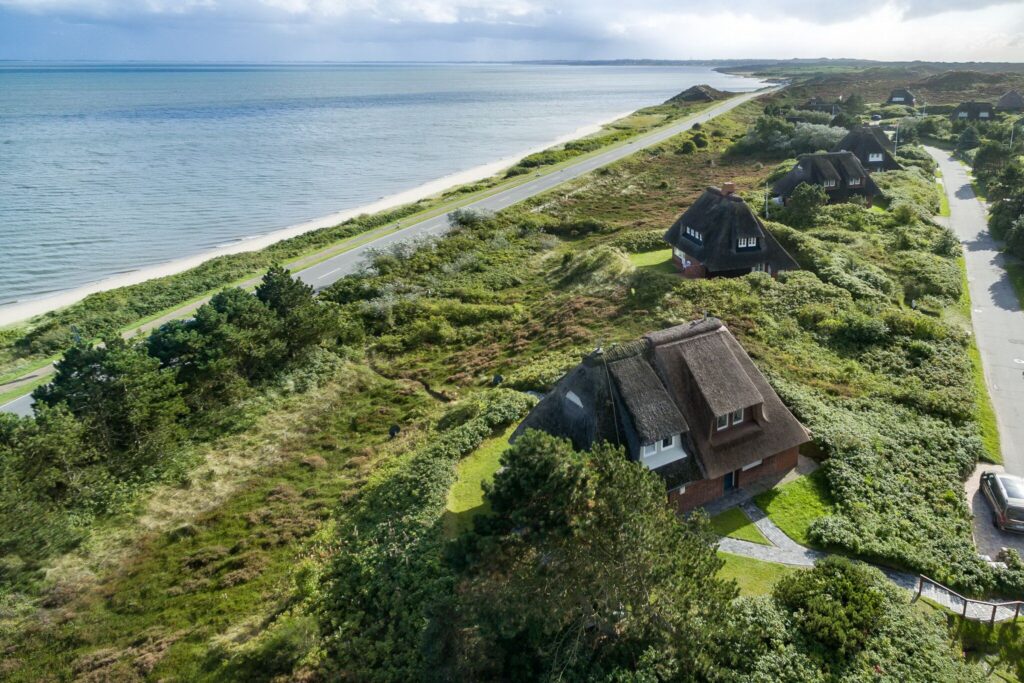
(717, 501, 1023, 622)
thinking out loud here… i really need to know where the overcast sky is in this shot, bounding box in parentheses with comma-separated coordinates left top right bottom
(1, 0, 1023, 62)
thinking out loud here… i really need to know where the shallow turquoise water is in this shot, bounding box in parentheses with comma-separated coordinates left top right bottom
(0, 62, 764, 304)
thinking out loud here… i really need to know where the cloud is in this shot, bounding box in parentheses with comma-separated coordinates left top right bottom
(1, 0, 1022, 60)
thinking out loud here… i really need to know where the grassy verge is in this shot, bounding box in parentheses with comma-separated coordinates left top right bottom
(953, 256, 1002, 463)
(443, 423, 517, 537)
(1007, 261, 1024, 312)
(937, 169, 952, 217)
(627, 248, 676, 273)
(717, 552, 800, 596)
(753, 469, 834, 548)
(709, 507, 771, 546)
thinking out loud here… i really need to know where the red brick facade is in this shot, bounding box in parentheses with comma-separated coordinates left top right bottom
(671, 250, 707, 279)
(667, 446, 799, 513)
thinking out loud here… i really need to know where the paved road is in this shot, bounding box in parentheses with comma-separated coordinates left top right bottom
(297, 89, 771, 288)
(927, 147, 1024, 475)
(0, 88, 772, 417)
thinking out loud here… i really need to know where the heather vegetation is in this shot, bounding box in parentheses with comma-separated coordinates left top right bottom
(0, 82, 1011, 680)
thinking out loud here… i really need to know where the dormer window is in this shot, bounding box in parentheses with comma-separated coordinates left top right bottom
(662, 435, 675, 449)
(684, 226, 702, 244)
(958, 111, 968, 118)
(848, 177, 862, 187)
(731, 408, 744, 425)
(738, 237, 748, 248)
(868, 152, 883, 162)
(823, 179, 837, 188)
(642, 443, 658, 458)
(716, 414, 729, 431)
(980, 111, 990, 118)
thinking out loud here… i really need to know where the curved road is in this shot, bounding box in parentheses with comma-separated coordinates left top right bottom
(1, 88, 773, 418)
(927, 146, 1024, 475)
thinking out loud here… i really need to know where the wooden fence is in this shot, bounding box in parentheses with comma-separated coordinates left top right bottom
(913, 574, 1024, 625)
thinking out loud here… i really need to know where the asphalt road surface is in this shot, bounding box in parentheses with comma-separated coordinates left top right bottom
(927, 146, 1024, 475)
(0, 88, 771, 417)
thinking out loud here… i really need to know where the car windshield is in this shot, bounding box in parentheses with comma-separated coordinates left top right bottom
(998, 475, 1024, 502)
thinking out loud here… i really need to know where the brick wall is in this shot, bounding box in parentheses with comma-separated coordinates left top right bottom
(668, 446, 799, 513)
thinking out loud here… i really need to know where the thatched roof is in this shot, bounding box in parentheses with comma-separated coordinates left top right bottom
(952, 101, 995, 119)
(771, 152, 882, 203)
(662, 187, 799, 275)
(887, 88, 915, 103)
(512, 318, 810, 486)
(997, 90, 1024, 112)
(832, 127, 902, 172)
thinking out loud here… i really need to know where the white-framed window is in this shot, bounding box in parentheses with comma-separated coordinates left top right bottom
(738, 237, 748, 248)
(848, 177, 862, 187)
(741, 459, 763, 472)
(892, 96, 904, 102)
(753, 262, 765, 272)
(716, 414, 729, 431)
(731, 408, 744, 425)
(980, 111, 990, 119)
(749, 237, 758, 248)
(868, 152, 883, 162)
(642, 443, 658, 458)
(823, 179, 837, 188)
(958, 111, 968, 118)
(662, 435, 675, 449)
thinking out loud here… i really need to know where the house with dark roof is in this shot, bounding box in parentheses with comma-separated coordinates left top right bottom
(952, 101, 995, 122)
(997, 90, 1024, 113)
(886, 89, 916, 107)
(511, 318, 810, 511)
(831, 127, 902, 172)
(801, 96, 841, 115)
(662, 184, 799, 279)
(771, 152, 883, 206)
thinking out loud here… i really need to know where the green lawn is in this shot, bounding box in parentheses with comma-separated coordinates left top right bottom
(627, 248, 676, 273)
(443, 424, 517, 537)
(717, 552, 800, 596)
(709, 507, 771, 545)
(754, 468, 834, 548)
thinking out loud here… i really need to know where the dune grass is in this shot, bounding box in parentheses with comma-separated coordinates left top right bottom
(754, 469, 834, 548)
(717, 552, 800, 596)
(709, 507, 771, 545)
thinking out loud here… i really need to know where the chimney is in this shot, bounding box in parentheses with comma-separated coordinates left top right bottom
(722, 182, 736, 195)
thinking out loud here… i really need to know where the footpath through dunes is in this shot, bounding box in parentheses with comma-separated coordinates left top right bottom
(927, 146, 1024, 475)
(0, 87, 775, 417)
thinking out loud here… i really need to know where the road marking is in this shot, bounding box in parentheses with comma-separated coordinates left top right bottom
(1014, 359, 1024, 365)
(318, 267, 342, 280)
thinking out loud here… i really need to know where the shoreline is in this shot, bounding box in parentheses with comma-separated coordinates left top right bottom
(0, 109, 636, 327)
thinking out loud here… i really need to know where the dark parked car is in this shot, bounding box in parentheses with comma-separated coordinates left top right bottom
(981, 472, 1024, 533)
(870, 114, 882, 121)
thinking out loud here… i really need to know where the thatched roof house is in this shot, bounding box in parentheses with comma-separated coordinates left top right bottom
(771, 152, 882, 206)
(886, 89, 916, 106)
(952, 101, 995, 121)
(512, 318, 810, 511)
(663, 184, 799, 279)
(997, 90, 1024, 112)
(832, 127, 902, 172)
(801, 96, 841, 114)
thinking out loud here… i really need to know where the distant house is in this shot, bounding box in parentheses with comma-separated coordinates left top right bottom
(996, 90, 1024, 113)
(802, 96, 841, 115)
(662, 184, 799, 279)
(886, 89, 916, 107)
(952, 101, 995, 121)
(771, 152, 882, 206)
(831, 127, 902, 172)
(511, 317, 811, 512)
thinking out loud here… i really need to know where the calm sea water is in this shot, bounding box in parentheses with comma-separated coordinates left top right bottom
(0, 63, 765, 305)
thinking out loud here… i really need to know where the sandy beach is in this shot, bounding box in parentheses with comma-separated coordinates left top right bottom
(0, 111, 633, 328)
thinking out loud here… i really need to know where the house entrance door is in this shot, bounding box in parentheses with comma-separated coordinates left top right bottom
(723, 471, 737, 492)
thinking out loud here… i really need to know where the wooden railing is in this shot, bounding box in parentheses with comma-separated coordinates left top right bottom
(913, 574, 1024, 625)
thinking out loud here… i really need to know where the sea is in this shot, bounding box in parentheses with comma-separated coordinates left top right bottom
(0, 63, 766, 307)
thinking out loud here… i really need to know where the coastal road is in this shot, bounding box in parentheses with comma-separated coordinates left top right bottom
(0, 88, 772, 416)
(296, 88, 773, 288)
(927, 146, 1024, 475)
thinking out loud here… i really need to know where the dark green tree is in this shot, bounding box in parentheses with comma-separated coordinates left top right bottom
(256, 265, 340, 354)
(34, 338, 186, 473)
(255, 264, 315, 316)
(448, 430, 735, 681)
(957, 125, 981, 151)
(783, 182, 829, 229)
